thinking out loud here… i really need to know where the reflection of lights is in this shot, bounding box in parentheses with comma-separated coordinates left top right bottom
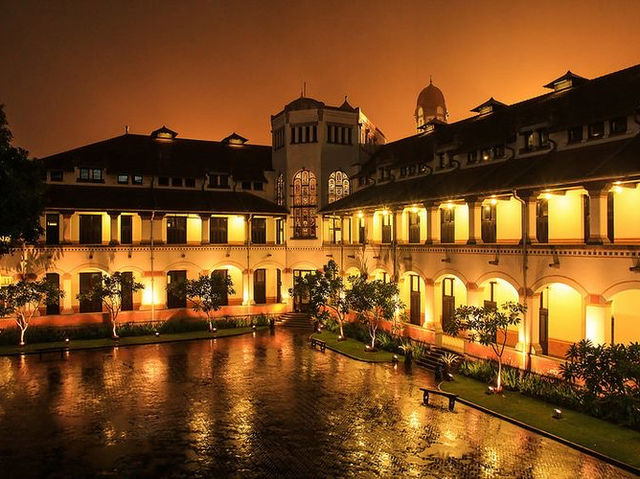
(382, 209, 389, 216)
(446, 203, 453, 210)
(411, 206, 419, 213)
(613, 185, 623, 194)
(357, 211, 364, 218)
(490, 198, 497, 206)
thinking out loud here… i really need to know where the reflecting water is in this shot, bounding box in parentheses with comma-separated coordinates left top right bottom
(0, 330, 631, 478)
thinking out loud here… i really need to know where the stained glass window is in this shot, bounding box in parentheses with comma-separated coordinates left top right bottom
(291, 168, 317, 238)
(328, 170, 350, 204)
(275, 173, 285, 206)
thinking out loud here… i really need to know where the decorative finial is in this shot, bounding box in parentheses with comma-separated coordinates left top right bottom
(430, 75, 433, 85)
(344, 95, 348, 102)
(125, 125, 129, 135)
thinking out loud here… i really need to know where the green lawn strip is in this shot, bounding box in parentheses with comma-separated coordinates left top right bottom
(441, 375, 640, 469)
(0, 326, 265, 356)
(312, 330, 395, 362)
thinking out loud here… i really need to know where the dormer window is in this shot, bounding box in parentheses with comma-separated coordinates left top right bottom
(50, 170, 63, 182)
(543, 71, 588, 92)
(208, 174, 229, 189)
(158, 177, 169, 186)
(171, 177, 182, 187)
(471, 97, 507, 116)
(418, 163, 428, 174)
(538, 129, 549, 148)
(222, 132, 248, 145)
(132, 175, 143, 185)
(467, 151, 477, 164)
(242, 181, 252, 190)
(481, 149, 491, 161)
(185, 178, 196, 188)
(524, 131, 535, 151)
(400, 167, 407, 177)
(253, 182, 263, 191)
(493, 145, 505, 159)
(151, 125, 178, 140)
(610, 117, 627, 136)
(408, 164, 416, 176)
(588, 122, 604, 139)
(117, 174, 129, 184)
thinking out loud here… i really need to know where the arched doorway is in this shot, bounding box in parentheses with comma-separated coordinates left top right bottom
(536, 282, 584, 357)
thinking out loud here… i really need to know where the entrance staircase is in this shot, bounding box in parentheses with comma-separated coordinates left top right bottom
(415, 346, 449, 371)
(280, 312, 313, 329)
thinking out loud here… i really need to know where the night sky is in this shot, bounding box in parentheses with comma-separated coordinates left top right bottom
(2, 0, 640, 157)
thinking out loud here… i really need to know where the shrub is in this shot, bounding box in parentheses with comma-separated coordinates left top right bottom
(458, 359, 497, 383)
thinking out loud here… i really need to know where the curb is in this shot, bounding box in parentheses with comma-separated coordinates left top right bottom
(438, 383, 640, 476)
(0, 326, 268, 357)
(309, 333, 393, 363)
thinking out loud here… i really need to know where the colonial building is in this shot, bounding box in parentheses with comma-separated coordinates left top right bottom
(2, 64, 640, 373)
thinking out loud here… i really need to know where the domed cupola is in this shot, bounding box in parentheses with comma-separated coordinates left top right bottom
(415, 78, 448, 132)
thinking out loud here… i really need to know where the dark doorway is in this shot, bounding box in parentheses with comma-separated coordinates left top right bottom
(120, 216, 133, 245)
(442, 277, 455, 332)
(212, 269, 229, 305)
(410, 274, 421, 325)
(276, 269, 282, 303)
(254, 269, 266, 304)
(536, 198, 549, 243)
(293, 269, 314, 312)
(440, 208, 455, 243)
(481, 204, 497, 243)
(46, 214, 60, 245)
(45, 273, 60, 315)
(408, 212, 420, 244)
(79, 272, 102, 313)
(167, 270, 187, 309)
(121, 272, 134, 311)
(539, 291, 549, 355)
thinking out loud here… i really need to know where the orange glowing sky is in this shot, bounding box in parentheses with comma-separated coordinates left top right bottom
(1, 0, 640, 157)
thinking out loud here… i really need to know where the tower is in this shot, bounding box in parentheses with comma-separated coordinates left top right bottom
(415, 78, 448, 131)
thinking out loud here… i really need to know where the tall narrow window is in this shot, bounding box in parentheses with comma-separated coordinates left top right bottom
(210, 217, 228, 244)
(481, 204, 497, 243)
(440, 207, 455, 243)
(291, 168, 317, 238)
(328, 170, 350, 203)
(275, 218, 285, 245)
(329, 217, 341, 244)
(120, 215, 133, 244)
(166, 216, 187, 244)
(408, 212, 420, 244)
(251, 218, 267, 244)
(536, 198, 549, 243)
(275, 173, 285, 206)
(381, 213, 392, 244)
(607, 191, 614, 243)
(79, 215, 102, 244)
(358, 217, 366, 244)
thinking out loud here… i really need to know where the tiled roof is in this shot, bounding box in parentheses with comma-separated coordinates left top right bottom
(321, 135, 640, 212)
(45, 184, 288, 215)
(40, 133, 273, 182)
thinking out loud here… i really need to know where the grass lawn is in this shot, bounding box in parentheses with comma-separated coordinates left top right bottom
(0, 326, 266, 356)
(312, 330, 395, 362)
(441, 374, 640, 469)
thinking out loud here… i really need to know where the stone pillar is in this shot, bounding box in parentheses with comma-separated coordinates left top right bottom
(424, 202, 435, 245)
(466, 282, 483, 307)
(242, 268, 255, 306)
(585, 295, 612, 345)
(61, 210, 74, 244)
(467, 198, 482, 245)
(518, 191, 538, 244)
(139, 213, 152, 244)
(152, 213, 165, 245)
(586, 184, 611, 245)
(108, 212, 120, 245)
(200, 214, 210, 244)
(527, 292, 542, 354)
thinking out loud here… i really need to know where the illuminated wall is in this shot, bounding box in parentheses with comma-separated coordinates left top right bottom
(611, 289, 640, 343)
(545, 283, 583, 345)
(495, 198, 521, 243)
(434, 275, 467, 329)
(399, 207, 427, 243)
(612, 184, 640, 242)
(547, 189, 585, 243)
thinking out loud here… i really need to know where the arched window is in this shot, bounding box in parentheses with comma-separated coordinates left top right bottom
(275, 173, 285, 206)
(328, 170, 350, 203)
(291, 168, 317, 238)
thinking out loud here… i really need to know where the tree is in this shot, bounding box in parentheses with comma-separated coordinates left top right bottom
(0, 278, 62, 346)
(170, 273, 234, 332)
(444, 301, 526, 391)
(76, 273, 144, 339)
(346, 276, 402, 350)
(291, 260, 349, 338)
(0, 105, 44, 254)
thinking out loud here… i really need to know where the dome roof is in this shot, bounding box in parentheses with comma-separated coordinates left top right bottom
(415, 80, 447, 117)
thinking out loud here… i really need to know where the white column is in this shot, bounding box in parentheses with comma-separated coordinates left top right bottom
(61, 211, 73, 244)
(140, 213, 152, 244)
(200, 215, 210, 244)
(587, 186, 610, 245)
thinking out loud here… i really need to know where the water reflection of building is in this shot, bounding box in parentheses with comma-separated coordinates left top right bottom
(2, 64, 640, 374)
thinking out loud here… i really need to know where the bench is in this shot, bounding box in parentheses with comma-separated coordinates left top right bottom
(38, 347, 69, 360)
(309, 337, 326, 352)
(420, 387, 457, 411)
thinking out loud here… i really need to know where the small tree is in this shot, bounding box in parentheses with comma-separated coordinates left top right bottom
(291, 260, 349, 337)
(172, 273, 235, 332)
(76, 273, 144, 339)
(0, 278, 62, 346)
(444, 301, 526, 391)
(346, 276, 402, 350)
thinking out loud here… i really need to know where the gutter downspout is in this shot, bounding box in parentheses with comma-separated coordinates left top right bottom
(512, 189, 530, 371)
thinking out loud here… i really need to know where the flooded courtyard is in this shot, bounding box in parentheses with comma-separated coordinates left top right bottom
(0, 329, 631, 478)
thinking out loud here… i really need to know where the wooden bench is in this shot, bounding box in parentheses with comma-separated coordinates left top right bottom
(309, 337, 326, 352)
(38, 347, 69, 360)
(420, 387, 457, 411)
